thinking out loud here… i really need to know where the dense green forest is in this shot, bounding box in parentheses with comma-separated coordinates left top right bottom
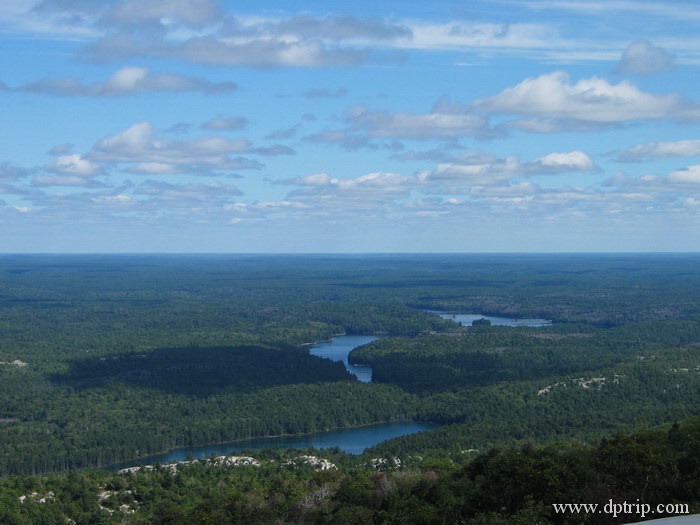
(1, 254, 700, 522)
(1, 416, 698, 524)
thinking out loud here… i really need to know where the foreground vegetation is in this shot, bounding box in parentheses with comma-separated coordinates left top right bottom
(2, 416, 699, 524)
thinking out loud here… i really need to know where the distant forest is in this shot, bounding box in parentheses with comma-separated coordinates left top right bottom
(0, 254, 699, 522)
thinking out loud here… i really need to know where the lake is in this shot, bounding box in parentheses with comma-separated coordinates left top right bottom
(431, 311, 552, 327)
(308, 334, 380, 382)
(109, 335, 428, 470)
(109, 421, 437, 469)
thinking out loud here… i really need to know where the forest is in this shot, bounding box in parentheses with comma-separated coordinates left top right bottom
(1, 254, 700, 522)
(1, 415, 698, 523)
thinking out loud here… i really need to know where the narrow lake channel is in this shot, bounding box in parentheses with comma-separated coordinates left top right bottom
(308, 334, 380, 382)
(111, 335, 433, 470)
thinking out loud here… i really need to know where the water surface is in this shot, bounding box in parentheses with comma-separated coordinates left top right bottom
(309, 335, 380, 382)
(432, 311, 552, 327)
(110, 421, 437, 469)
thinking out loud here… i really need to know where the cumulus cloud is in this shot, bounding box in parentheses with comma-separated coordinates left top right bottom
(615, 40, 674, 76)
(87, 121, 261, 175)
(281, 171, 425, 209)
(613, 139, 700, 161)
(427, 155, 522, 185)
(667, 165, 700, 185)
(47, 154, 104, 176)
(426, 150, 597, 186)
(201, 115, 248, 131)
(475, 71, 683, 127)
(526, 151, 596, 172)
(17, 66, 236, 97)
(276, 149, 597, 218)
(92, 122, 250, 159)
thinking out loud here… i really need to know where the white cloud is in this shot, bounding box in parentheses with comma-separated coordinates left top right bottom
(53, 121, 272, 177)
(615, 40, 674, 76)
(83, 33, 370, 68)
(37, 10, 412, 67)
(89, 122, 255, 173)
(47, 154, 103, 176)
(17, 66, 236, 96)
(345, 104, 493, 140)
(614, 140, 700, 161)
(396, 21, 560, 51)
(104, 0, 221, 28)
(291, 173, 334, 186)
(425, 150, 596, 186)
(282, 171, 425, 211)
(667, 165, 700, 184)
(427, 155, 521, 185)
(176, 37, 368, 68)
(528, 150, 596, 172)
(475, 71, 682, 124)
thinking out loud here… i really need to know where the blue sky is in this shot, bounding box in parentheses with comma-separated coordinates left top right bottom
(1, 0, 700, 252)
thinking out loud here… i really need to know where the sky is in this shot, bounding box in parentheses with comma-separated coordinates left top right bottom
(1, 0, 700, 253)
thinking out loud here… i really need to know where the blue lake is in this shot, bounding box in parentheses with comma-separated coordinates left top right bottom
(109, 336, 431, 470)
(432, 311, 552, 327)
(308, 334, 380, 382)
(110, 421, 436, 469)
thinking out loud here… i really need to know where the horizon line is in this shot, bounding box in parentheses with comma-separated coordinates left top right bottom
(0, 251, 698, 256)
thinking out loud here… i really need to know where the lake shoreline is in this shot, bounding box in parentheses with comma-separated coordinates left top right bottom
(106, 419, 432, 470)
